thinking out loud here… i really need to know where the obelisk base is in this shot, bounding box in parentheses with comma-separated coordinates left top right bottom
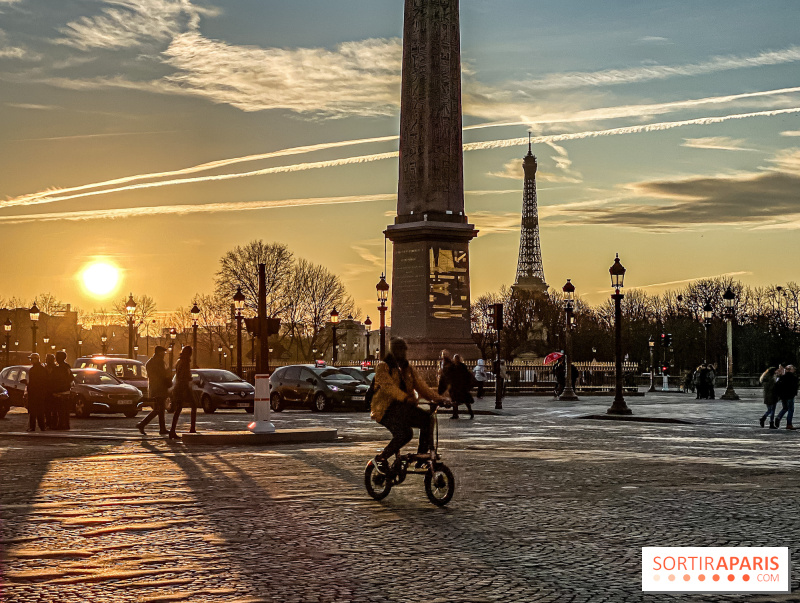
(386, 221, 480, 361)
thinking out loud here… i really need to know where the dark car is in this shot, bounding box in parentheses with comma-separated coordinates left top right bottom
(338, 366, 375, 384)
(190, 369, 255, 414)
(269, 364, 370, 412)
(71, 368, 144, 418)
(0, 365, 30, 408)
(0, 384, 10, 418)
(74, 356, 149, 399)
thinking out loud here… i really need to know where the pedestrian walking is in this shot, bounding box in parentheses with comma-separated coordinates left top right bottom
(774, 365, 798, 430)
(26, 353, 48, 432)
(52, 351, 73, 430)
(137, 346, 171, 435)
(553, 359, 566, 398)
(759, 366, 779, 429)
(695, 365, 707, 399)
(473, 359, 488, 399)
(43, 353, 59, 429)
(706, 364, 717, 399)
(168, 346, 196, 439)
(439, 352, 474, 420)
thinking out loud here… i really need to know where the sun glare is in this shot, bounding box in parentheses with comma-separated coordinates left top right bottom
(81, 262, 121, 297)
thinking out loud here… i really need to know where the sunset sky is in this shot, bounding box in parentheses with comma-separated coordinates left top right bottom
(1, 0, 799, 320)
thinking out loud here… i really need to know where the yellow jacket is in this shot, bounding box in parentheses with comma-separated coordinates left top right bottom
(370, 359, 439, 422)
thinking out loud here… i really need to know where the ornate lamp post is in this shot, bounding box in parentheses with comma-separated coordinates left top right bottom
(607, 254, 632, 415)
(43, 335, 50, 351)
(217, 345, 223, 368)
(29, 301, 39, 354)
(190, 302, 200, 368)
(376, 274, 389, 360)
(101, 333, 108, 355)
(169, 327, 177, 368)
(721, 287, 740, 400)
(364, 316, 372, 361)
(233, 286, 245, 377)
(125, 293, 137, 359)
(229, 344, 234, 369)
(559, 279, 578, 401)
(4, 318, 11, 367)
(703, 301, 713, 363)
(330, 307, 340, 363)
(648, 335, 656, 393)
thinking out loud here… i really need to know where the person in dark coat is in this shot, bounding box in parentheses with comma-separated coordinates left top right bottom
(52, 351, 74, 430)
(759, 367, 778, 429)
(168, 346, 195, 439)
(138, 346, 171, 435)
(774, 365, 798, 430)
(438, 353, 474, 420)
(26, 353, 48, 432)
(553, 359, 566, 398)
(43, 353, 59, 429)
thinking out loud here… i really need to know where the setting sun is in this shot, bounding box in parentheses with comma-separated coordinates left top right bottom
(80, 261, 121, 297)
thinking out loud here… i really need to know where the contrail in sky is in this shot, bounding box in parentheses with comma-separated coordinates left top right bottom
(3, 105, 800, 210)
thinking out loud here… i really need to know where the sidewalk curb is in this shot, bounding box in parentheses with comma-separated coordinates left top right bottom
(579, 414, 693, 425)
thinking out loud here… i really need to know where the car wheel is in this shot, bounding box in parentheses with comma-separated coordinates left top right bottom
(201, 394, 216, 414)
(312, 392, 329, 412)
(0, 404, 9, 419)
(270, 392, 284, 412)
(74, 396, 91, 418)
(123, 409, 138, 419)
(165, 397, 175, 413)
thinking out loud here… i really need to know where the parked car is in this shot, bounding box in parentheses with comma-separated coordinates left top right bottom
(338, 366, 375, 384)
(0, 365, 30, 408)
(0, 384, 10, 418)
(190, 369, 255, 414)
(73, 356, 149, 399)
(269, 364, 370, 412)
(71, 368, 144, 418)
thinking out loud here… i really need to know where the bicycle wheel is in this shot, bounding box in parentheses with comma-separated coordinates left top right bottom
(424, 463, 455, 506)
(364, 460, 392, 501)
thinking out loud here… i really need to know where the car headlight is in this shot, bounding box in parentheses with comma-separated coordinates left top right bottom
(328, 385, 340, 392)
(88, 390, 105, 398)
(211, 386, 226, 395)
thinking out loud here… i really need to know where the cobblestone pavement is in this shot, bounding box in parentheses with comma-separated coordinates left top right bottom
(1, 390, 799, 602)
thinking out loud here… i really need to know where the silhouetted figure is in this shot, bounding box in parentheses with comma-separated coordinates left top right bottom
(439, 352, 474, 420)
(26, 353, 48, 432)
(554, 360, 566, 398)
(52, 351, 74, 430)
(168, 346, 196, 439)
(774, 365, 798, 430)
(473, 359, 488, 399)
(138, 346, 171, 435)
(44, 353, 59, 429)
(759, 366, 778, 429)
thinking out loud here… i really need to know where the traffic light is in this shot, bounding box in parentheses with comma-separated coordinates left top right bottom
(660, 333, 666, 347)
(492, 303, 503, 331)
(662, 364, 670, 375)
(665, 333, 672, 347)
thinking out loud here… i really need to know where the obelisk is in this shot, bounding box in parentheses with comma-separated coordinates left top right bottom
(385, 0, 479, 360)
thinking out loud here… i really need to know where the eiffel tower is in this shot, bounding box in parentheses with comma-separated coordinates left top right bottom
(512, 135, 547, 294)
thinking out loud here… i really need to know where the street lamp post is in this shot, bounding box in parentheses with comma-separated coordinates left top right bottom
(217, 345, 223, 368)
(101, 333, 108, 355)
(721, 287, 740, 400)
(364, 316, 372, 361)
(376, 274, 389, 360)
(126, 293, 137, 359)
(3, 318, 11, 367)
(648, 335, 656, 393)
(191, 302, 200, 368)
(703, 301, 713, 363)
(169, 328, 177, 368)
(234, 286, 245, 377)
(229, 344, 234, 369)
(29, 301, 39, 354)
(330, 307, 339, 364)
(607, 254, 632, 415)
(559, 279, 579, 401)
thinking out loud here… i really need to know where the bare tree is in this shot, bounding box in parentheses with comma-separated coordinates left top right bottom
(214, 240, 294, 316)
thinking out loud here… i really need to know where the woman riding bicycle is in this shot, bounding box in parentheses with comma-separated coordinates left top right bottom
(371, 337, 449, 473)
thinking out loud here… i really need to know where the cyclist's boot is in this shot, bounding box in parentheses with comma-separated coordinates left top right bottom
(373, 454, 390, 475)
